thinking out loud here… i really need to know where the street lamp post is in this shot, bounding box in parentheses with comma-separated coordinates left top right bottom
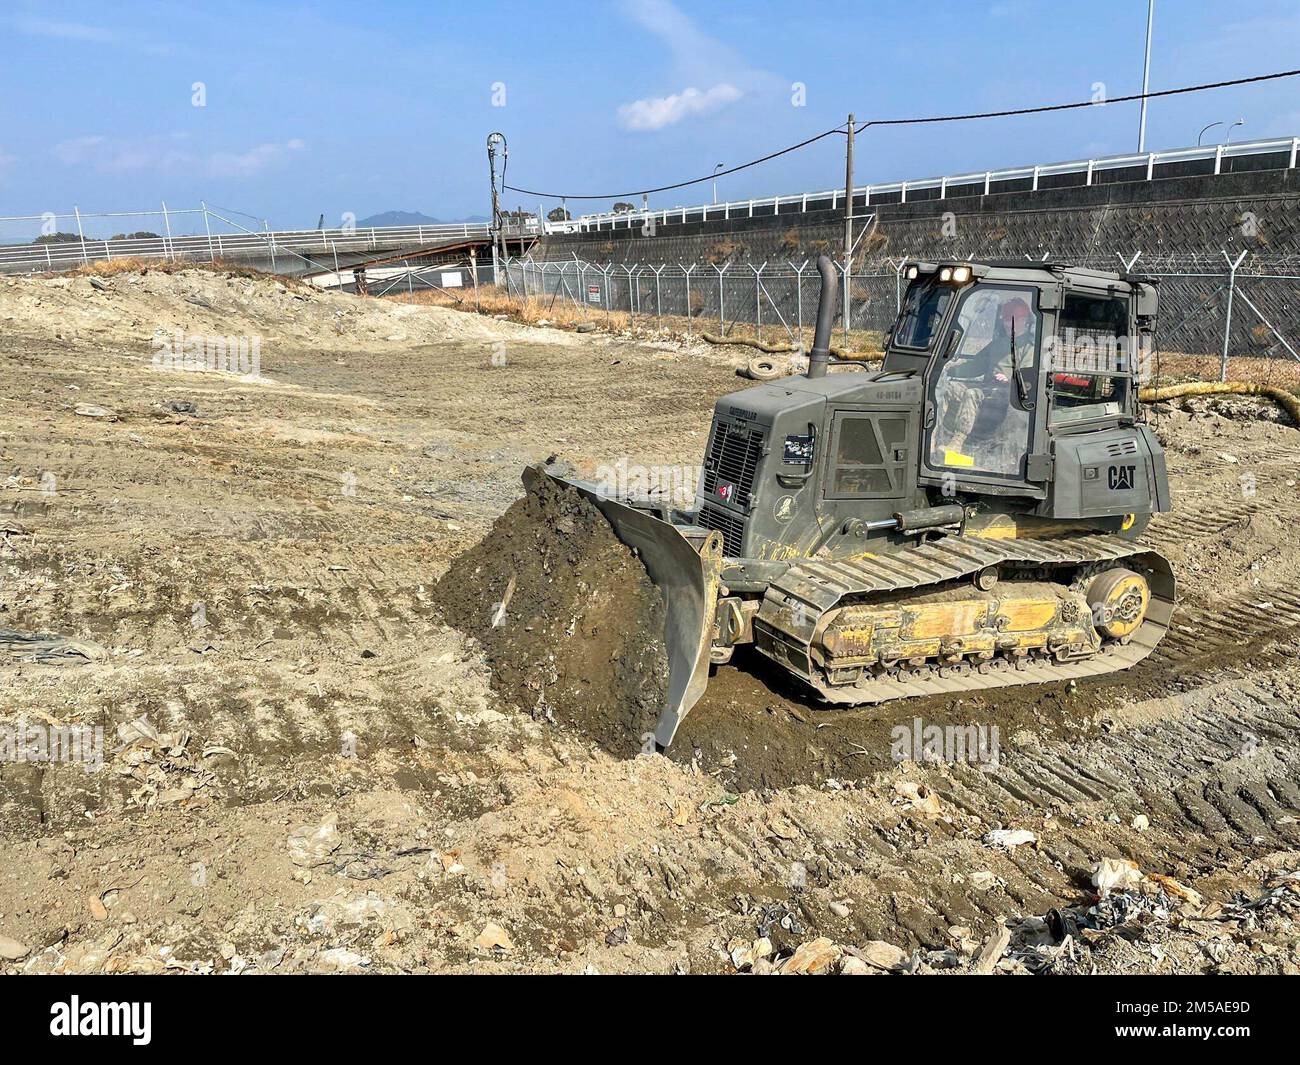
(1137, 0, 1154, 152)
(712, 163, 724, 205)
(1197, 119, 1245, 147)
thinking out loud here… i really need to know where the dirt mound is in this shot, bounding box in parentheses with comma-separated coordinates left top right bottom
(434, 474, 668, 756)
(0, 265, 511, 353)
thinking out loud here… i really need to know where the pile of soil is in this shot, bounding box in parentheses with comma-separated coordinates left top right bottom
(434, 474, 669, 756)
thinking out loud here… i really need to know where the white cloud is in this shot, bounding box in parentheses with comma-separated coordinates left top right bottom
(616, 0, 776, 131)
(12, 16, 120, 43)
(53, 134, 190, 173)
(210, 139, 307, 177)
(10, 15, 172, 54)
(52, 135, 108, 164)
(51, 135, 307, 178)
(618, 83, 742, 131)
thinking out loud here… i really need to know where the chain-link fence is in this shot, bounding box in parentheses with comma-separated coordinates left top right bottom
(502, 254, 1300, 378)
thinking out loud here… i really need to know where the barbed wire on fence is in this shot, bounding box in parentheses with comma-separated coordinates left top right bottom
(496, 254, 1299, 377)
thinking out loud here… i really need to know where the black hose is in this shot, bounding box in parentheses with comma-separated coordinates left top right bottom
(807, 254, 839, 379)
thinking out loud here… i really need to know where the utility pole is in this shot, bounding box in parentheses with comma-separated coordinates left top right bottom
(843, 113, 855, 348)
(1137, 0, 1154, 152)
(486, 132, 507, 284)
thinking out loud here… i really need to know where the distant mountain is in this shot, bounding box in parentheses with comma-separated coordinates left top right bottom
(356, 210, 490, 227)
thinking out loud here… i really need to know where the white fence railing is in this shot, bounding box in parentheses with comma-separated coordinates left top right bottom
(560, 136, 1300, 234)
(0, 206, 495, 273)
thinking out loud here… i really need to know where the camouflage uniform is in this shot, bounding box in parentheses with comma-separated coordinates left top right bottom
(938, 331, 1032, 472)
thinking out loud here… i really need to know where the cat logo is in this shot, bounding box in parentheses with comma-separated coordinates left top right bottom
(1107, 464, 1136, 491)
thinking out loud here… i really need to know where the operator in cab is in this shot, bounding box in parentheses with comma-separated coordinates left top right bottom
(933, 293, 1037, 476)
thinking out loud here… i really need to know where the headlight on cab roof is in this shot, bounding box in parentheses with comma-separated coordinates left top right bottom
(904, 265, 919, 279)
(939, 267, 952, 282)
(951, 265, 972, 284)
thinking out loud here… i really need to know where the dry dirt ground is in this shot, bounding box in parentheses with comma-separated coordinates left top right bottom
(1, 266, 1298, 975)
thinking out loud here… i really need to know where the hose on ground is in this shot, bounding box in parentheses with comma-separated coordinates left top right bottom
(702, 332, 879, 361)
(701, 332, 796, 354)
(1140, 381, 1300, 427)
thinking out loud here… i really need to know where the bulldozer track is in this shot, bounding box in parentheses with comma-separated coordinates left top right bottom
(758, 534, 1174, 706)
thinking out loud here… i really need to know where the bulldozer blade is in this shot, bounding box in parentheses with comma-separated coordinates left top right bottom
(522, 464, 723, 748)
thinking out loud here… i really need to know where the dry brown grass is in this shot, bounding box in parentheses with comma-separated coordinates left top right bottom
(1150, 353, 1300, 392)
(47, 255, 304, 286)
(391, 285, 631, 332)
(387, 287, 1300, 387)
(389, 284, 887, 354)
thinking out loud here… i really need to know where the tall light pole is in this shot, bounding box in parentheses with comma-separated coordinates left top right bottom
(712, 163, 724, 205)
(1197, 121, 1223, 146)
(1225, 118, 1244, 144)
(843, 113, 855, 348)
(1137, 0, 1154, 152)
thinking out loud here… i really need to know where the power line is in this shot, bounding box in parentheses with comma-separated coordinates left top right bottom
(504, 124, 846, 200)
(855, 67, 1300, 132)
(503, 67, 1300, 202)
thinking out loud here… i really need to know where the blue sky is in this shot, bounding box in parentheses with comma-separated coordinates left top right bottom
(2, 0, 1298, 234)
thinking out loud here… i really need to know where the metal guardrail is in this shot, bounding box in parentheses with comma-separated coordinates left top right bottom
(562, 136, 1300, 234)
(0, 214, 495, 273)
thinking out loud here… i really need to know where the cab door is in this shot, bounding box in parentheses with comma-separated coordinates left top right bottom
(922, 284, 1043, 490)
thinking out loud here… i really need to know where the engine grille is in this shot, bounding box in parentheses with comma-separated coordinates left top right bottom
(697, 503, 747, 558)
(701, 422, 765, 508)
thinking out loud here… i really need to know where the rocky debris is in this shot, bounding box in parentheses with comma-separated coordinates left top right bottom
(0, 934, 31, 961)
(982, 828, 1037, 849)
(849, 941, 908, 972)
(1092, 857, 1143, 897)
(728, 936, 774, 972)
(777, 936, 840, 975)
(112, 718, 218, 809)
(0, 628, 107, 663)
(892, 779, 942, 817)
(317, 948, 369, 972)
(287, 815, 342, 868)
(971, 925, 1012, 975)
(474, 922, 514, 953)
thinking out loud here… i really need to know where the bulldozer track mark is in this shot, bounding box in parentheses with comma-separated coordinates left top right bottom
(1156, 585, 1300, 663)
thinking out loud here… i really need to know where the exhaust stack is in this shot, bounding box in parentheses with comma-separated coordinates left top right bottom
(806, 254, 840, 379)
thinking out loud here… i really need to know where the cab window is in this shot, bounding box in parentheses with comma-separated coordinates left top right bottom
(894, 278, 954, 350)
(1049, 294, 1131, 425)
(829, 414, 907, 498)
(928, 286, 1039, 478)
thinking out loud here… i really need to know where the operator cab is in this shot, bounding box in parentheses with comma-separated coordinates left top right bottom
(881, 260, 1160, 510)
(689, 258, 1167, 568)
